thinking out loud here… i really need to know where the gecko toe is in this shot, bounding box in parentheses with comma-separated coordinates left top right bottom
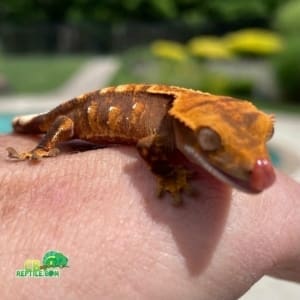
(6, 147, 26, 160)
(7, 147, 18, 158)
(30, 151, 41, 160)
(156, 166, 191, 205)
(170, 192, 182, 206)
(30, 148, 60, 160)
(7, 147, 60, 161)
(48, 148, 60, 157)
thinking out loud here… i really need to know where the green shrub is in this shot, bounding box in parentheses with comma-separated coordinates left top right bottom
(274, 0, 300, 35)
(200, 72, 253, 98)
(225, 80, 254, 98)
(273, 37, 300, 103)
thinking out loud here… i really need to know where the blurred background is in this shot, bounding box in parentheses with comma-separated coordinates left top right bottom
(0, 1, 299, 298)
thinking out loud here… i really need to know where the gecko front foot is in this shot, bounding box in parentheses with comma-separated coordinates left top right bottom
(7, 147, 60, 161)
(156, 167, 193, 205)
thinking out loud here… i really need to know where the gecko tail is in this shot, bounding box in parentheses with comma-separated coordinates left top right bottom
(12, 113, 46, 134)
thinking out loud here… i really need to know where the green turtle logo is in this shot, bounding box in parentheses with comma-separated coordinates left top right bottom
(41, 251, 68, 269)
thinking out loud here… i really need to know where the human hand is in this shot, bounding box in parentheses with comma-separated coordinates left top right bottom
(1, 135, 300, 299)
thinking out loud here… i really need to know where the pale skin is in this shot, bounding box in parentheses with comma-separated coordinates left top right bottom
(1, 135, 300, 300)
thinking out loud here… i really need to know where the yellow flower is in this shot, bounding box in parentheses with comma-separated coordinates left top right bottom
(151, 40, 187, 61)
(187, 36, 233, 59)
(224, 29, 283, 56)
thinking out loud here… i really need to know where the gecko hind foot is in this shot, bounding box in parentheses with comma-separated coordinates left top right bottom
(156, 167, 192, 205)
(6, 147, 60, 161)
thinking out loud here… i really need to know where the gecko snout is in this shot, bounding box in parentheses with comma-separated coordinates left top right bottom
(250, 158, 276, 192)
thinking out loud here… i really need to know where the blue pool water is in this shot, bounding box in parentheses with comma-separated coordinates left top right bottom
(269, 148, 280, 166)
(0, 114, 13, 133)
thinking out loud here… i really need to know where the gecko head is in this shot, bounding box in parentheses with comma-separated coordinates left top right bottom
(172, 95, 276, 193)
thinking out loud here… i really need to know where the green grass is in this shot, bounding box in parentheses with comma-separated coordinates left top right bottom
(0, 55, 88, 93)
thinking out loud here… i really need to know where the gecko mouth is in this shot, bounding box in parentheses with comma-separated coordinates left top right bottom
(182, 144, 268, 193)
(215, 169, 260, 193)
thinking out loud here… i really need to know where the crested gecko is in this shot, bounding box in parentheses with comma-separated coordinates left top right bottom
(7, 84, 275, 203)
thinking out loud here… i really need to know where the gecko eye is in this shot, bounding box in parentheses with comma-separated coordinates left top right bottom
(198, 127, 221, 151)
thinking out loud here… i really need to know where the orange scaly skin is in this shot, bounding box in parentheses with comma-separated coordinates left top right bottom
(7, 84, 276, 204)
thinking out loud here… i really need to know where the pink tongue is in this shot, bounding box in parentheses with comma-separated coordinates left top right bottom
(250, 159, 276, 191)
